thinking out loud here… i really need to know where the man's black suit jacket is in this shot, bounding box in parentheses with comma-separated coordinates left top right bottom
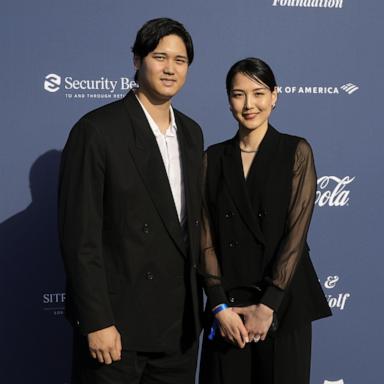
(59, 91, 204, 352)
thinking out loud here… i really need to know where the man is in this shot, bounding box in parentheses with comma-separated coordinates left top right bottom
(59, 18, 204, 383)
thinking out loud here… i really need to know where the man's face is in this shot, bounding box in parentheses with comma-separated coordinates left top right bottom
(134, 34, 189, 102)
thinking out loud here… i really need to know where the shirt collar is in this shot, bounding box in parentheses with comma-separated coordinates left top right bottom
(135, 93, 177, 137)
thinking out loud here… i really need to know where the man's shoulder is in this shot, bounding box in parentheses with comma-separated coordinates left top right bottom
(173, 108, 201, 131)
(79, 98, 127, 126)
(65, 98, 131, 147)
(69, 96, 133, 141)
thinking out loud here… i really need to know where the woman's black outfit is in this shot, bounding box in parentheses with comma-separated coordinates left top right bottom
(199, 126, 331, 384)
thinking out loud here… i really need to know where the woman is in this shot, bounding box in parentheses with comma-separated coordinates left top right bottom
(199, 58, 331, 384)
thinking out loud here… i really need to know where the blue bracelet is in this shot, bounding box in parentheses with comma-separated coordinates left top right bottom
(212, 303, 228, 315)
(208, 304, 229, 340)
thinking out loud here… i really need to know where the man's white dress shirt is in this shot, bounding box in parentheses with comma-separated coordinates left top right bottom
(136, 96, 186, 226)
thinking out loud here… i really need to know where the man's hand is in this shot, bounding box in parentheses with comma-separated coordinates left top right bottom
(215, 307, 249, 348)
(232, 303, 273, 342)
(87, 325, 122, 364)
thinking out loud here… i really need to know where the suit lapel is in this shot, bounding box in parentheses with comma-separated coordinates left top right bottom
(122, 92, 187, 257)
(175, 113, 200, 260)
(222, 134, 266, 245)
(245, 125, 280, 208)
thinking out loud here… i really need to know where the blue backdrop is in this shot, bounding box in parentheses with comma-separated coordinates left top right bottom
(1, 1, 383, 383)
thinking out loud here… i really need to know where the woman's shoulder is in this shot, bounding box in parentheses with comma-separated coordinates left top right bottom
(206, 137, 234, 155)
(276, 128, 312, 153)
(276, 131, 314, 170)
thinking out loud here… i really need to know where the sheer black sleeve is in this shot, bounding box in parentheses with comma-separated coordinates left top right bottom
(260, 139, 317, 311)
(200, 153, 229, 309)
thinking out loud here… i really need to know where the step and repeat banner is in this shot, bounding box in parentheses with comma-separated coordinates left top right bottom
(1, 1, 382, 383)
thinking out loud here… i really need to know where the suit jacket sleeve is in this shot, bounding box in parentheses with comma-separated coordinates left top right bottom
(260, 139, 317, 311)
(59, 118, 114, 334)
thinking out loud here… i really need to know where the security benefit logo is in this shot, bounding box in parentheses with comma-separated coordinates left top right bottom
(322, 276, 350, 311)
(44, 73, 61, 92)
(43, 73, 137, 100)
(316, 176, 355, 207)
(42, 292, 66, 316)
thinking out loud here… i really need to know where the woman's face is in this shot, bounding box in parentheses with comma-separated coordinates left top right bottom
(228, 72, 277, 132)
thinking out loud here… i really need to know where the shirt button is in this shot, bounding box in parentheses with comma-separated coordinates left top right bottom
(143, 223, 150, 234)
(228, 241, 239, 248)
(229, 297, 235, 303)
(194, 219, 199, 226)
(144, 272, 154, 280)
(224, 211, 234, 219)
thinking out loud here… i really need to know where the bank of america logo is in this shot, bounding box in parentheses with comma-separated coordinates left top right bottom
(340, 83, 359, 95)
(44, 73, 61, 92)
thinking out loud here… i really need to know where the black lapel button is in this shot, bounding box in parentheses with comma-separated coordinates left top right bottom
(258, 210, 267, 218)
(144, 272, 154, 280)
(228, 241, 239, 248)
(224, 211, 234, 219)
(143, 223, 150, 234)
(194, 219, 199, 226)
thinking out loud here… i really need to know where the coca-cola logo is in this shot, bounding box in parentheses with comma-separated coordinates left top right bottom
(316, 176, 355, 207)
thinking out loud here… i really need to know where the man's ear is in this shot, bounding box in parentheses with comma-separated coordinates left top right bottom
(133, 55, 141, 71)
